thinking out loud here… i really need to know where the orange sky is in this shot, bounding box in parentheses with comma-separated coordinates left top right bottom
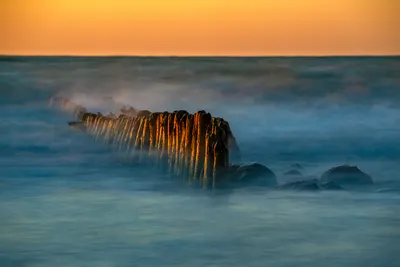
(1, 0, 399, 55)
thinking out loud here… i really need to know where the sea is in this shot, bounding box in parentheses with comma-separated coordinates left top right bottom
(0, 56, 399, 267)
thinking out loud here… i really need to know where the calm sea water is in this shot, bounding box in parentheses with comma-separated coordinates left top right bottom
(1, 56, 400, 267)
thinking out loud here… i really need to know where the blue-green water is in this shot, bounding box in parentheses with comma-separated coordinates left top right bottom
(1, 56, 400, 267)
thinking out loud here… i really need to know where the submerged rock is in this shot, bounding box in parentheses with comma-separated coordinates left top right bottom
(229, 163, 277, 187)
(320, 165, 373, 186)
(278, 179, 320, 191)
(319, 181, 345, 190)
(283, 169, 303, 176)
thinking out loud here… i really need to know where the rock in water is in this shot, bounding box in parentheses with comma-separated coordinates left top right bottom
(231, 163, 277, 187)
(320, 165, 373, 186)
(283, 169, 303, 176)
(277, 179, 320, 191)
(319, 181, 345, 190)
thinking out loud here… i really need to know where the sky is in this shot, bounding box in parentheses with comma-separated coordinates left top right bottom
(1, 0, 399, 56)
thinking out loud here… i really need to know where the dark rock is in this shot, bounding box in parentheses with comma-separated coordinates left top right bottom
(319, 181, 345, 190)
(231, 163, 277, 187)
(278, 179, 320, 191)
(320, 165, 373, 186)
(284, 169, 303, 176)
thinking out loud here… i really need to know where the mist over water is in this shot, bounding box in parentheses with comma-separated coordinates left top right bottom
(1, 56, 400, 267)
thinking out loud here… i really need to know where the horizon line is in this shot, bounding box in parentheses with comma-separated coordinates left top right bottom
(1, 54, 399, 58)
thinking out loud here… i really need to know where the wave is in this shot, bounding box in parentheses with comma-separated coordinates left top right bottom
(1, 56, 399, 106)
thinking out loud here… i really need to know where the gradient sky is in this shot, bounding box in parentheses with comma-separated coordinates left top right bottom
(1, 0, 399, 55)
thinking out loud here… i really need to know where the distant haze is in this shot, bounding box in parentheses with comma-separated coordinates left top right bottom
(1, 0, 399, 56)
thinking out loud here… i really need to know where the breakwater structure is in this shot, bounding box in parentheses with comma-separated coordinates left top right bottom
(49, 96, 277, 189)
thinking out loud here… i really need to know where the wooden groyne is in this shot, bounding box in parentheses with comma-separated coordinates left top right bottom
(50, 96, 374, 191)
(50, 96, 243, 188)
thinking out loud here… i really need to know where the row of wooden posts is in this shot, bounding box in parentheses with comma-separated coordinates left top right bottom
(51, 97, 239, 188)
